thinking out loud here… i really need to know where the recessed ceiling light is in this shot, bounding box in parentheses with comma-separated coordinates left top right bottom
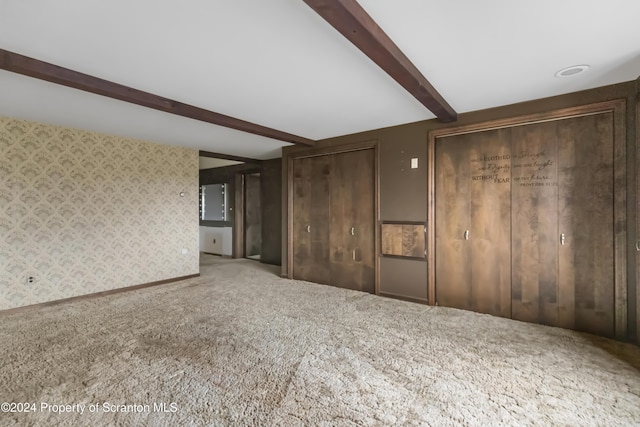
(555, 65, 590, 78)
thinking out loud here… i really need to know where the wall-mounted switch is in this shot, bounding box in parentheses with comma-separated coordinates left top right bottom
(181, 248, 188, 255)
(411, 158, 418, 169)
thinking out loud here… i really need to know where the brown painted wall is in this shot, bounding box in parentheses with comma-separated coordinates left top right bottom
(244, 174, 261, 257)
(261, 159, 282, 266)
(282, 80, 638, 342)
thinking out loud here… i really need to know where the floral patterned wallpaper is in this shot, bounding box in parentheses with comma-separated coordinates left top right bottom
(0, 117, 199, 310)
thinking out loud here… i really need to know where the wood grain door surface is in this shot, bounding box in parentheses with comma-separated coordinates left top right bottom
(434, 111, 616, 336)
(435, 131, 511, 318)
(292, 156, 331, 285)
(330, 149, 375, 293)
(292, 149, 375, 293)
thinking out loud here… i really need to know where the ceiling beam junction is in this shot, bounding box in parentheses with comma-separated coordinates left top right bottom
(303, 0, 458, 122)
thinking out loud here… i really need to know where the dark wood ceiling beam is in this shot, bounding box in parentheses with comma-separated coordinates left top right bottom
(0, 49, 316, 147)
(199, 150, 262, 164)
(303, 0, 457, 122)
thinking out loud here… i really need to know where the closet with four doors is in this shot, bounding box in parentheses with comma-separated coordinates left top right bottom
(290, 147, 375, 293)
(431, 101, 627, 338)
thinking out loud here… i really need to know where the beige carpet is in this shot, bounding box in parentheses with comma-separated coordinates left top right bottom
(1, 255, 639, 426)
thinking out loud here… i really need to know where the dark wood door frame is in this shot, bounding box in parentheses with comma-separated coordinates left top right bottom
(284, 140, 380, 293)
(232, 168, 262, 259)
(636, 88, 640, 343)
(428, 99, 627, 339)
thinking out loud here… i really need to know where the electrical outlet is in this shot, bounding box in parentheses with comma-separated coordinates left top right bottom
(26, 276, 35, 284)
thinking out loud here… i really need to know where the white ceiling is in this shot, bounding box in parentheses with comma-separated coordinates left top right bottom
(1, 0, 639, 159)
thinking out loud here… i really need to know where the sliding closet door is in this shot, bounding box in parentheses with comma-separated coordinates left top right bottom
(330, 149, 375, 292)
(435, 132, 511, 317)
(292, 156, 331, 284)
(557, 113, 615, 336)
(511, 122, 560, 326)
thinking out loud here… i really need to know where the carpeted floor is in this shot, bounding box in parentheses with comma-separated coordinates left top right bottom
(1, 255, 639, 426)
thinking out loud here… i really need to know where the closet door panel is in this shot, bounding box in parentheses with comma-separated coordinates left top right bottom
(435, 134, 472, 310)
(468, 130, 512, 318)
(558, 113, 615, 336)
(330, 149, 375, 292)
(292, 156, 331, 285)
(511, 122, 559, 326)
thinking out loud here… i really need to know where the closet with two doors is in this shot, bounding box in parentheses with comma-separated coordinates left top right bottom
(290, 147, 375, 293)
(431, 101, 627, 338)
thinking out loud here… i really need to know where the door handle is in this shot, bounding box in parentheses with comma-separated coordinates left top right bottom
(636, 239, 640, 252)
(350, 227, 355, 236)
(306, 225, 311, 233)
(561, 233, 566, 246)
(464, 230, 469, 240)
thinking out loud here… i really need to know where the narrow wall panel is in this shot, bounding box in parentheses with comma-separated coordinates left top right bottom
(244, 173, 261, 257)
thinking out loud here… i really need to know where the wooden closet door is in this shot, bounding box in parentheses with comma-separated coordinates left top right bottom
(329, 149, 375, 292)
(435, 132, 511, 317)
(511, 122, 560, 326)
(557, 113, 615, 337)
(292, 156, 331, 284)
(469, 130, 512, 317)
(435, 134, 471, 310)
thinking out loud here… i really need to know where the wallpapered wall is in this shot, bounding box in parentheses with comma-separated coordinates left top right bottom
(0, 116, 199, 310)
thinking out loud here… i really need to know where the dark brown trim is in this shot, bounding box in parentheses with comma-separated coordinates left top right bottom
(380, 254, 426, 261)
(302, 0, 456, 122)
(0, 274, 200, 316)
(381, 220, 426, 225)
(427, 131, 436, 305)
(379, 292, 428, 305)
(200, 163, 262, 183)
(374, 140, 381, 296)
(427, 99, 627, 339)
(636, 78, 640, 344)
(0, 49, 315, 147)
(233, 173, 245, 258)
(199, 150, 263, 164)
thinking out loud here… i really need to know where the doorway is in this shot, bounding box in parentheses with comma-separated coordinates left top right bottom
(244, 173, 262, 260)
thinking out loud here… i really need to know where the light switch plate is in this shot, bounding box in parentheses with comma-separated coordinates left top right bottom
(411, 158, 418, 169)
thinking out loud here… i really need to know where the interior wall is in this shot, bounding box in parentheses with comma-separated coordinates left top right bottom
(260, 159, 282, 265)
(281, 80, 638, 341)
(244, 174, 261, 257)
(0, 116, 199, 310)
